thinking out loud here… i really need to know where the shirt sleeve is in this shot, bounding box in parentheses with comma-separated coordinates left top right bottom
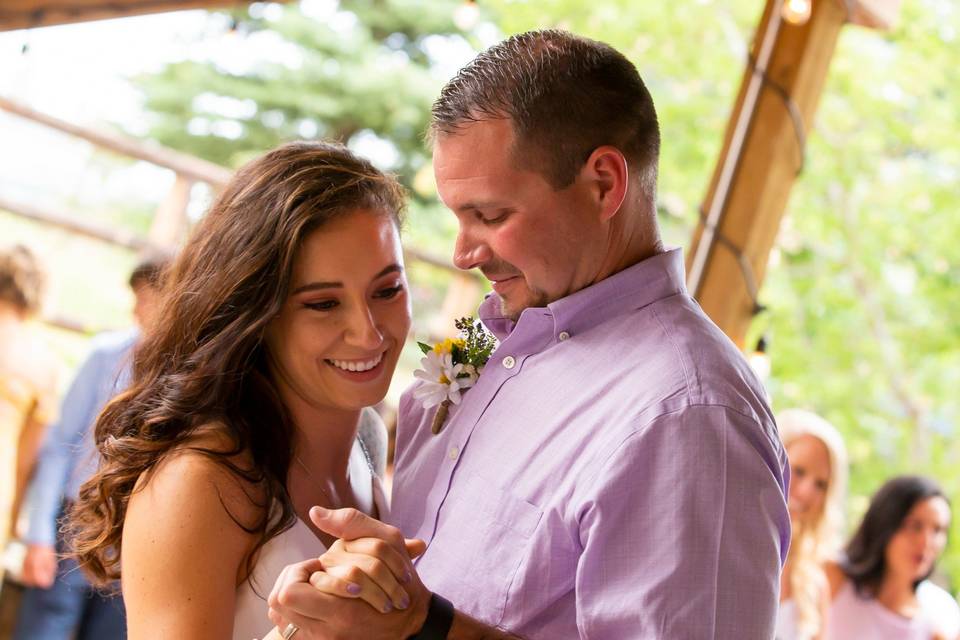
(574, 404, 790, 639)
(23, 348, 105, 546)
(30, 366, 61, 427)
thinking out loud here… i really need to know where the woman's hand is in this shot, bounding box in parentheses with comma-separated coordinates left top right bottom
(310, 536, 426, 613)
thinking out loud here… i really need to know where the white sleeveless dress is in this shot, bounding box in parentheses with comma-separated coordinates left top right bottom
(232, 430, 389, 640)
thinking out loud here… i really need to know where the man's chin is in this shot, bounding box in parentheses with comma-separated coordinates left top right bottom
(498, 290, 549, 321)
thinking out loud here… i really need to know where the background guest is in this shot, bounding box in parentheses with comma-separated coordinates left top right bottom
(777, 409, 849, 640)
(12, 254, 168, 640)
(0, 245, 60, 586)
(826, 475, 960, 640)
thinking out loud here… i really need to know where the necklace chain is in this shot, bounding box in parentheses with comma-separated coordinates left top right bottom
(293, 454, 343, 509)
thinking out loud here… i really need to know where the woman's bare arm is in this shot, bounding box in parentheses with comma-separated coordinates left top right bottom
(122, 446, 260, 639)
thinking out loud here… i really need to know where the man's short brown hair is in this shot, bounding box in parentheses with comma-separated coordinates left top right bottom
(430, 29, 660, 195)
(128, 252, 172, 290)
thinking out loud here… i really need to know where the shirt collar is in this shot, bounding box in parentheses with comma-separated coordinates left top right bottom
(479, 247, 687, 342)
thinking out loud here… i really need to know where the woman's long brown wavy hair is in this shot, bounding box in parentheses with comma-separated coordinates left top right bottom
(67, 141, 405, 586)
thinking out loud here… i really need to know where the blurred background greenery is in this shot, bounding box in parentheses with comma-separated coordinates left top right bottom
(1, 0, 958, 588)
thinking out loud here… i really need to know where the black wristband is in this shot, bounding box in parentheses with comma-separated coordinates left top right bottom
(406, 592, 454, 640)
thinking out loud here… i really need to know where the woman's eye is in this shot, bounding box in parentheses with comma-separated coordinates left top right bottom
(304, 300, 338, 311)
(376, 285, 404, 299)
(792, 467, 806, 478)
(815, 480, 829, 492)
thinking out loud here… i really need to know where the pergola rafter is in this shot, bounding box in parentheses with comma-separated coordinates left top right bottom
(686, 0, 901, 349)
(0, 0, 275, 31)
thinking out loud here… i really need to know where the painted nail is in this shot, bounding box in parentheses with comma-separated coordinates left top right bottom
(346, 582, 362, 595)
(383, 602, 394, 613)
(401, 570, 412, 584)
(398, 594, 410, 610)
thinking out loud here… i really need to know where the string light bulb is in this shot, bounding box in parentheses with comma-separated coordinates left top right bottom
(781, 0, 812, 26)
(454, 0, 480, 31)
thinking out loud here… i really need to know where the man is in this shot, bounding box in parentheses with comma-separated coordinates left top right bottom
(14, 254, 168, 639)
(271, 29, 790, 639)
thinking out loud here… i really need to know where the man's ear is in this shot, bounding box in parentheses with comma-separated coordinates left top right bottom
(582, 146, 628, 222)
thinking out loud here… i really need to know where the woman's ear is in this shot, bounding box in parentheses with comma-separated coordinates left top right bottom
(582, 146, 628, 222)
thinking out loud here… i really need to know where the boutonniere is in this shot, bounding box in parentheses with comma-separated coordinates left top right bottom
(413, 316, 497, 434)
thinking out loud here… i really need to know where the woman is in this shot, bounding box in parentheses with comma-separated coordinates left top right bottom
(825, 475, 960, 640)
(775, 409, 848, 640)
(0, 245, 60, 583)
(68, 141, 417, 639)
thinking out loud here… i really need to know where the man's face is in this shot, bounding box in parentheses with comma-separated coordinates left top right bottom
(132, 282, 161, 330)
(433, 119, 605, 321)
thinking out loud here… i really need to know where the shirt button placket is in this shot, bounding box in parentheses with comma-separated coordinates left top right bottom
(502, 355, 516, 369)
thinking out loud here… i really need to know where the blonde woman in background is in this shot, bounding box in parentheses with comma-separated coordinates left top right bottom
(0, 245, 60, 584)
(776, 409, 849, 640)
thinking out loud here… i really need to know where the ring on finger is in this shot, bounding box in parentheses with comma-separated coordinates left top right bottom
(281, 623, 300, 639)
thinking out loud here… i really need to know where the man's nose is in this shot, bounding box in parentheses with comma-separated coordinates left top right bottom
(453, 229, 491, 271)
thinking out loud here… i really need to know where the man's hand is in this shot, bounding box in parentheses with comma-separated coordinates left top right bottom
(21, 543, 57, 588)
(266, 507, 430, 640)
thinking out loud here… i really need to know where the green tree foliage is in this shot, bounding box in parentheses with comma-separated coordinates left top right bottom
(138, 0, 464, 185)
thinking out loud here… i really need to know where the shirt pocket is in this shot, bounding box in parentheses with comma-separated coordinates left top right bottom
(424, 469, 543, 625)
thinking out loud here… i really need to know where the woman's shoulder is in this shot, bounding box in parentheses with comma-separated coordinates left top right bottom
(120, 425, 274, 635)
(132, 424, 267, 532)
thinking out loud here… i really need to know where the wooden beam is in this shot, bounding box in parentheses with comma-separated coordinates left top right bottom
(0, 0, 265, 31)
(0, 194, 159, 251)
(0, 96, 233, 187)
(685, 0, 899, 349)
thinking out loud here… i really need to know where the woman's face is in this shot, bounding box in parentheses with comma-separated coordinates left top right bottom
(786, 435, 831, 526)
(885, 496, 951, 582)
(265, 208, 411, 417)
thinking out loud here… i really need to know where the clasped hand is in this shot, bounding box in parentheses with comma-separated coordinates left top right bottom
(266, 506, 430, 640)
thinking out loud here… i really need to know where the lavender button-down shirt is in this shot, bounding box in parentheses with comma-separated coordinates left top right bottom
(391, 248, 790, 639)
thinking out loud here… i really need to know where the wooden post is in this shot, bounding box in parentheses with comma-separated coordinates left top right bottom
(432, 273, 485, 338)
(686, 0, 901, 349)
(149, 174, 194, 248)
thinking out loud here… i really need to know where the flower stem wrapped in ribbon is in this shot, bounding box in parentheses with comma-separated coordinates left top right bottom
(413, 317, 496, 434)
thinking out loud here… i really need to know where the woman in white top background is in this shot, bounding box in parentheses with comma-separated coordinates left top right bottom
(825, 475, 960, 640)
(65, 141, 421, 640)
(776, 409, 849, 640)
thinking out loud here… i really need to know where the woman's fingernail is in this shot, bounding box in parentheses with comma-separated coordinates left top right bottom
(398, 594, 410, 609)
(383, 602, 394, 613)
(346, 582, 361, 595)
(401, 570, 412, 584)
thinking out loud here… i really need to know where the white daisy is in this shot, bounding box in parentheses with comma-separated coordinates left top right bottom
(413, 351, 474, 408)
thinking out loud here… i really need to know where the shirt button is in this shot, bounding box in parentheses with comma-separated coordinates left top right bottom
(448, 446, 459, 460)
(558, 331, 571, 341)
(502, 355, 516, 369)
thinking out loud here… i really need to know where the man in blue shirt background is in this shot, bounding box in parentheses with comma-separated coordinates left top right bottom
(14, 254, 167, 639)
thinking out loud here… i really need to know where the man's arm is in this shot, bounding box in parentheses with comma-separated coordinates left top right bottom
(573, 405, 789, 638)
(267, 507, 522, 640)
